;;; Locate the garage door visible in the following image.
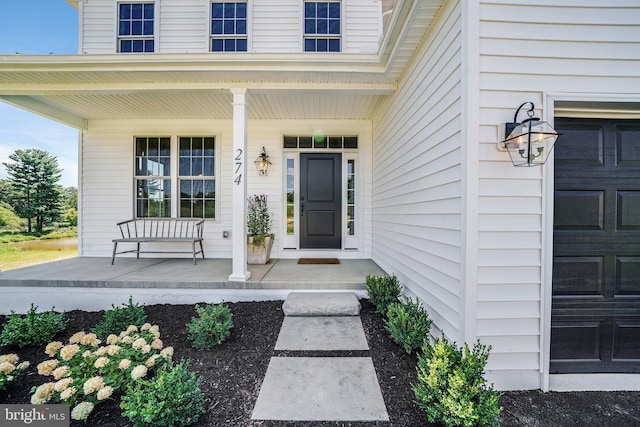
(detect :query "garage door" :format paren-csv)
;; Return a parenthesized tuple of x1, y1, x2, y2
(551, 118, 640, 373)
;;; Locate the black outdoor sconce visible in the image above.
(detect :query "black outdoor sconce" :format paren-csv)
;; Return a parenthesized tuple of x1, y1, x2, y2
(254, 147, 272, 176)
(501, 102, 560, 167)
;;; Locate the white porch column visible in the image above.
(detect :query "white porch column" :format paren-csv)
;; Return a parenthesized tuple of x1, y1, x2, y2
(228, 88, 251, 281)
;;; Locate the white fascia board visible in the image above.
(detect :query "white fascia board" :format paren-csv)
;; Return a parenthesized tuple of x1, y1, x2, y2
(0, 95, 87, 129)
(0, 52, 387, 74)
(0, 82, 396, 96)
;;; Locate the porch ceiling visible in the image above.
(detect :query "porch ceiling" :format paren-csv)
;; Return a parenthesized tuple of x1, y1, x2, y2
(0, 0, 444, 128)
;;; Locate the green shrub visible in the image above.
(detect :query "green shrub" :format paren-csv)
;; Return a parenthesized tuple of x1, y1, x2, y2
(365, 274, 402, 314)
(186, 303, 233, 349)
(92, 297, 147, 340)
(413, 337, 502, 427)
(385, 298, 432, 354)
(0, 205, 23, 229)
(64, 208, 78, 227)
(32, 323, 173, 422)
(120, 359, 205, 427)
(0, 304, 66, 347)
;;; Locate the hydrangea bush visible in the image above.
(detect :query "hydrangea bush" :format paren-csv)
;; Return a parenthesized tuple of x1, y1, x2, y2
(0, 354, 30, 390)
(31, 323, 173, 422)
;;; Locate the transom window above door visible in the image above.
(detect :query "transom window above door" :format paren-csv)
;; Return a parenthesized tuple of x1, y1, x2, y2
(118, 3, 155, 53)
(283, 135, 357, 149)
(211, 1, 247, 52)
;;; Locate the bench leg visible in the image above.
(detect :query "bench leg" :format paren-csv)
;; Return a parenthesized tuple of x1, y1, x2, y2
(136, 242, 140, 259)
(111, 242, 118, 265)
(192, 241, 197, 265)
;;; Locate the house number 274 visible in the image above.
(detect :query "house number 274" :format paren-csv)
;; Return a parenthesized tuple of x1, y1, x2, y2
(234, 149, 243, 186)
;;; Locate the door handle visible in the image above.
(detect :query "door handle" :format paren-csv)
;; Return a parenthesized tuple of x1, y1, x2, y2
(300, 196, 305, 217)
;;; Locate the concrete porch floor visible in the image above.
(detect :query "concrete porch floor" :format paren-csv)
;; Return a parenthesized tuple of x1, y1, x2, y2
(0, 257, 385, 313)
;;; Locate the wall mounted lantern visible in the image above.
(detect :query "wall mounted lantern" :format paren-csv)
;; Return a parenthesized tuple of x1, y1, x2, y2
(254, 147, 272, 176)
(500, 102, 560, 167)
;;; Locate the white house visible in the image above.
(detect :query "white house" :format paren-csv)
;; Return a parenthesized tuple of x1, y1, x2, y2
(1, 0, 639, 391)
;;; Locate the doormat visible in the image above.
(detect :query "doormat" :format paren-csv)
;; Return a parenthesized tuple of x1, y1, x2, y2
(298, 258, 340, 265)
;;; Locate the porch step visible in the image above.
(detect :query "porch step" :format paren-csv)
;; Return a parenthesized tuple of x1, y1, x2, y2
(282, 292, 361, 316)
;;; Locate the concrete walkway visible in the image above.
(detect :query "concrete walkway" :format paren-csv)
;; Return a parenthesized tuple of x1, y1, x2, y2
(252, 292, 389, 422)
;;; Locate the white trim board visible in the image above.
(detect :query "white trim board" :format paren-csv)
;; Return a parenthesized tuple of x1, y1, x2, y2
(549, 374, 640, 392)
(542, 92, 640, 392)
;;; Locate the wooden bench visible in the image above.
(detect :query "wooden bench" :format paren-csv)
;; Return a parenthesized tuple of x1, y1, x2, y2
(112, 218, 205, 265)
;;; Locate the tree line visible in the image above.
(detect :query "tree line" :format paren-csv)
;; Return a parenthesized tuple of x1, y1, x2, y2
(1, 148, 77, 233)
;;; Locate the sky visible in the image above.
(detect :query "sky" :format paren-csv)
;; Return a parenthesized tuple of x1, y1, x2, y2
(0, 0, 79, 187)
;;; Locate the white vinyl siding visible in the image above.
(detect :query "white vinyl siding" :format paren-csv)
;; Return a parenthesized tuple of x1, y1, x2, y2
(251, 0, 301, 52)
(78, 0, 380, 53)
(477, 0, 640, 387)
(159, 1, 208, 53)
(343, 0, 380, 53)
(372, 0, 463, 340)
(79, 0, 117, 54)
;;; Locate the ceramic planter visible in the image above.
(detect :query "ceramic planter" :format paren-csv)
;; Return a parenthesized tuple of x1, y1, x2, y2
(247, 235, 274, 264)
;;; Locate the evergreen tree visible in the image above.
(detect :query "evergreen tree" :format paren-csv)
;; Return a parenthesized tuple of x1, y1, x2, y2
(3, 149, 63, 233)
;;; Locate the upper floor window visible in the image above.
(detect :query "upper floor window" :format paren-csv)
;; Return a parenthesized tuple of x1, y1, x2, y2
(211, 2, 247, 52)
(304, 1, 341, 52)
(118, 3, 155, 53)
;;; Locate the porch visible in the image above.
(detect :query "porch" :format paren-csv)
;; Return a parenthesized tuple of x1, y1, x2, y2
(0, 257, 385, 314)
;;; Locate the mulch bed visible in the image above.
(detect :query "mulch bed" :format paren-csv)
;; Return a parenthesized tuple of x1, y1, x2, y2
(1, 300, 639, 426)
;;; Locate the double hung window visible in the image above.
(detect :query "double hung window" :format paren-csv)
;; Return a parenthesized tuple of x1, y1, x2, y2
(135, 137, 171, 217)
(134, 136, 216, 219)
(118, 3, 155, 53)
(304, 1, 341, 52)
(179, 137, 216, 218)
(211, 1, 247, 52)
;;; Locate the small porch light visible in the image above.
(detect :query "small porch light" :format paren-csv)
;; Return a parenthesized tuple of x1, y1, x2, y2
(254, 147, 272, 176)
(501, 102, 560, 167)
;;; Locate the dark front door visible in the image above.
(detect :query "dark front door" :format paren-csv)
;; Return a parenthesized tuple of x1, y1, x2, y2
(551, 118, 640, 373)
(300, 153, 342, 249)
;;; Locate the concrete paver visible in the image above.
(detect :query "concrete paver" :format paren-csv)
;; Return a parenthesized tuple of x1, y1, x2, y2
(251, 357, 389, 421)
(282, 292, 361, 316)
(275, 316, 369, 351)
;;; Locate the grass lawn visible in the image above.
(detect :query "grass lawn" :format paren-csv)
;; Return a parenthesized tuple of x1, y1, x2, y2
(0, 238, 77, 271)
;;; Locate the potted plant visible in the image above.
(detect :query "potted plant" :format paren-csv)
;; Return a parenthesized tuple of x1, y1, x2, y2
(247, 194, 274, 264)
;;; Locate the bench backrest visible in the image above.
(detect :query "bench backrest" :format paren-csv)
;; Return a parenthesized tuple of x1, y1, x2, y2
(117, 218, 204, 239)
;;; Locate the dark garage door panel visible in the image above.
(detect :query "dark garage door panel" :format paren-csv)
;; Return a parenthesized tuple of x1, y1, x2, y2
(552, 118, 640, 373)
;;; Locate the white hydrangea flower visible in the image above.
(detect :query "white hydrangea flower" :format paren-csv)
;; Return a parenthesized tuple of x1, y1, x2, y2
(60, 387, 77, 401)
(130, 365, 147, 380)
(97, 385, 114, 401)
(118, 359, 131, 370)
(68, 331, 86, 344)
(45, 341, 64, 357)
(71, 402, 95, 421)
